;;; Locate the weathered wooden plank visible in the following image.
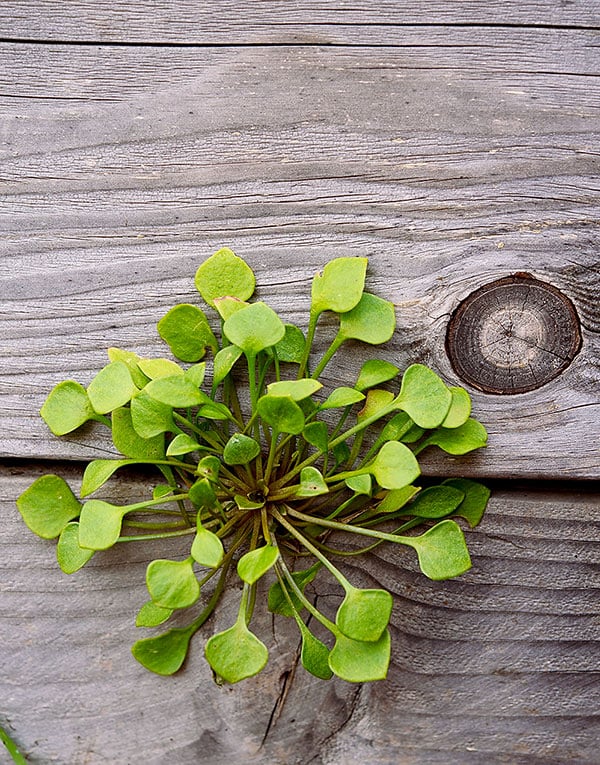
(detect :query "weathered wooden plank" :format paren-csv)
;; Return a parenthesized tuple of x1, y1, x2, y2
(0, 0, 598, 44)
(1, 43, 598, 478)
(2, 465, 599, 763)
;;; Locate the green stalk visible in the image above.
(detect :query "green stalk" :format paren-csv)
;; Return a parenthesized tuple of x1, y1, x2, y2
(276, 558, 337, 634)
(0, 725, 27, 765)
(297, 309, 319, 379)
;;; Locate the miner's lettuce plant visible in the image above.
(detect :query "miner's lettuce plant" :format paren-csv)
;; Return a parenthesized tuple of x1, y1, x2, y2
(17, 249, 489, 684)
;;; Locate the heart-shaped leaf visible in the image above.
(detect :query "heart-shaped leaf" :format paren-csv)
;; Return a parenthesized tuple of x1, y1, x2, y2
(188, 478, 217, 509)
(394, 364, 451, 429)
(296, 467, 329, 497)
(191, 525, 224, 569)
(132, 623, 196, 675)
(195, 248, 255, 308)
(40, 380, 95, 435)
(87, 361, 137, 414)
(267, 378, 322, 401)
(443, 478, 491, 527)
(328, 629, 391, 683)
(78, 499, 129, 550)
(336, 587, 393, 642)
(223, 433, 261, 465)
(135, 600, 173, 628)
(146, 558, 200, 609)
(17, 474, 81, 539)
(204, 621, 269, 684)
(338, 293, 396, 345)
(157, 304, 217, 362)
(223, 302, 285, 356)
(56, 522, 94, 573)
(355, 359, 400, 391)
(320, 387, 365, 410)
(311, 257, 367, 315)
(237, 545, 279, 585)
(422, 419, 488, 455)
(112, 407, 165, 460)
(345, 473, 372, 496)
(441, 386, 472, 428)
(257, 395, 305, 435)
(369, 441, 420, 490)
(408, 520, 472, 580)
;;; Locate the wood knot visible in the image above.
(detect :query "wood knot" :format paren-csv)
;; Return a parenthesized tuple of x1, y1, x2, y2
(445, 273, 582, 394)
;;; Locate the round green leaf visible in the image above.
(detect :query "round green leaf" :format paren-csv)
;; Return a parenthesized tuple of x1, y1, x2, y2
(16, 474, 81, 539)
(56, 522, 94, 573)
(355, 359, 400, 392)
(146, 558, 200, 609)
(195, 248, 255, 308)
(237, 544, 279, 585)
(394, 364, 452, 429)
(40, 380, 95, 435)
(112, 407, 165, 460)
(369, 441, 420, 490)
(144, 375, 204, 408)
(338, 293, 396, 345)
(311, 257, 367, 315)
(441, 386, 472, 428)
(157, 304, 217, 362)
(137, 357, 183, 380)
(329, 629, 391, 683)
(336, 587, 393, 642)
(189, 477, 217, 509)
(78, 500, 128, 550)
(267, 378, 322, 401)
(320, 387, 365, 410)
(191, 526, 224, 568)
(136, 600, 173, 628)
(204, 621, 269, 684)
(274, 323, 306, 363)
(257, 394, 305, 435)
(87, 361, 137, 414)
(130, 390, 175, 438)
(424, 419, 488, 455)
(223, 302, 285, 356)
(409, 520, 472, 580)
(223, 433, 261, 465)
(132, 623, 196, 675)
(302, 421, 329, 453)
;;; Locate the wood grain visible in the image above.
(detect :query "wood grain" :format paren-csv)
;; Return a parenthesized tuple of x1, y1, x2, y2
(2, 465, 599, 764)
(1, 0, 599, 44)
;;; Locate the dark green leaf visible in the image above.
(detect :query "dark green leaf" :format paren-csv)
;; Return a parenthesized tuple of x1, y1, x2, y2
(132, 623, 196, 675)
(302, 421, 329, 453)
(267, 563, 321, 617)
(297, 620, 333, 680)
(188, 477, 217, 509)
(407, 485, 465, 518)
(443, 478, 491, 527)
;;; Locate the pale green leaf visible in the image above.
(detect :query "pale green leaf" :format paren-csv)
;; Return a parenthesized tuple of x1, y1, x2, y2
(87, 361, 137, 414)
(40, 380, 95, 435)
(16, 474, 81, 539)
(195, 248, 255, 308)
(311, 257, 367, 315)
(223, 302, 285, 356)
(237, 545, 279, 585)
(204, 622, 268, 684)
(394, 364, 451, 429)
(56, 522, 94, 573)
(146, 558, 200, 609)
(329, 629, 391, 683)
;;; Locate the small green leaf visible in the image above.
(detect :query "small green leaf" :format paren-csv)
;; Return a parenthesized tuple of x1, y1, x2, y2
(87, 361, 137, 414)
(184, 362, 207, 388)
(336, 587, 393, 642)
(234, 494, 265, 510)
(144, 375, 203, 408)
(16, 474, 81, 539)
(40, 380, 95, 435)
(130, 390, 175, 438)
(136, 600, 173, 628)
(423, 419, 488, 455)
(267, 378, 322, 401)
(376, 485, 420, 513)
(302, 421, 329, 453)
(56, 522, 94, 573)
(257, 394, 305, 435)
(407, 485, 465, 519)
(443, 478, 491, 527)
(394, 364, 451, 429)
(355, 359, 400, 392)
(198, 400, 233, 421)
(112, 407, 165, 460)
(81, 458, 141, 497)
(166, 433, 202, 456)
(267, 563, 321, 617)
(379, 412, 413, 443)
(441, 386, 472, 428)
(213, 344, 243, 386)
(338, 293, 396, 345)
(345, 473, 372, 495)
(157, 304, 217, 362)
(224, 302, 285, 356)
(153, 484, 175, 499)
(296, 467, 329, 497)
(274, 324, 306, 363)
(223, 433, 261, 465)
(409, 520, 472, 580)
(369, 441, 420, 490)
(213, 296, 250, 321)
(191, 526, 224, 568)
(311, 257, 368, 315)
(146, 558, 200, 609)
(107, 347, 149, 389)
(188, 478, 217, 509)
(195, 247, 255, 308)
(132, 623, 196, 675)
(78, 499, 128, 550)
(196, 455, 221, 482)
(297, 620, 333, 680)
(137, 357, 184, 380)
(329, 629, 391, 683)
(320, 387, 365, 410)
(357, 389, 394, 420)
(205, 621, 268, 684)
(237, 545, 279, 585)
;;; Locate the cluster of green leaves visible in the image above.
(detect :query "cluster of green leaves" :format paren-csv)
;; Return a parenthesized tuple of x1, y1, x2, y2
(17, 248, 489, 684)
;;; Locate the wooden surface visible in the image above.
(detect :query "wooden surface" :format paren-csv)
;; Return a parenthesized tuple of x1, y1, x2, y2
(1, 3, 599, 763)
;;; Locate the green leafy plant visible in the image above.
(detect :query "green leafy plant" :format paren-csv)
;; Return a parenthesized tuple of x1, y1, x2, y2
(17, 248, 490, 684)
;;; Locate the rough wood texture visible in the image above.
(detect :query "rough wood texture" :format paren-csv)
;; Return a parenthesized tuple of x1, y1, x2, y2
(2, 465, 599, 764)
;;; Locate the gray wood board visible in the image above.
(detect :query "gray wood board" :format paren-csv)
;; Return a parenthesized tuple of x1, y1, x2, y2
(1, 42, 598, 478)
(2, 464, 599, 764)
(1, 0, 599, 43)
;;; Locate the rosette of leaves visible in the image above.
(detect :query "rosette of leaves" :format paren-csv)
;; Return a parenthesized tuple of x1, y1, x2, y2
(17, 247, 490, 685)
